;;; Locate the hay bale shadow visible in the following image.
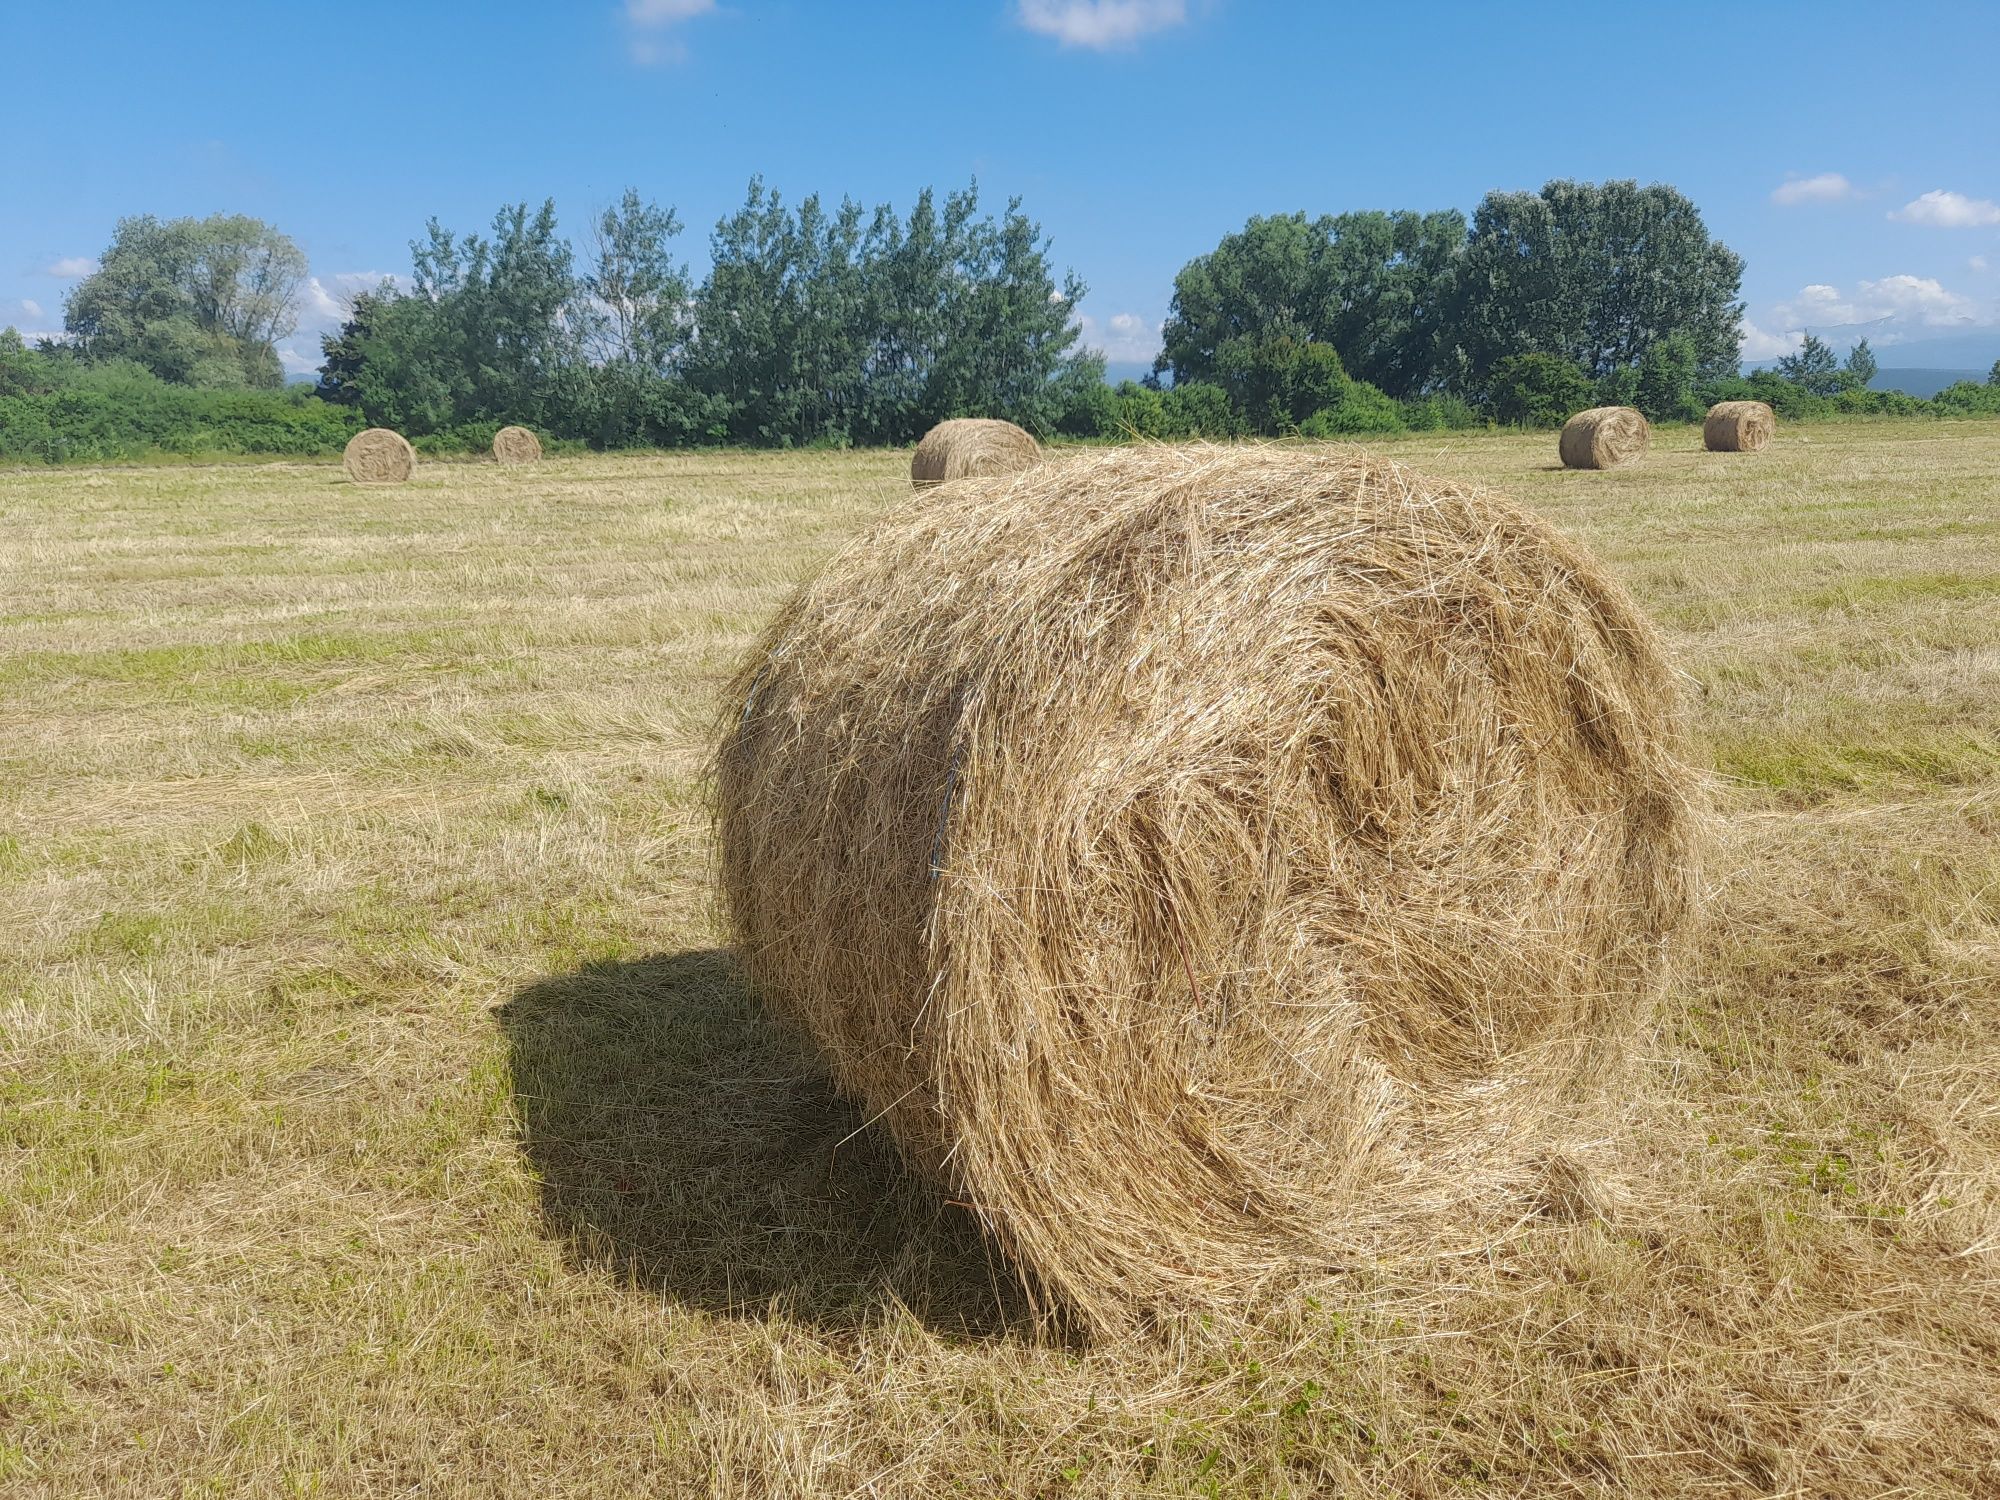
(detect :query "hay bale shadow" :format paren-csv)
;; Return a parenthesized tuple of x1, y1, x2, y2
(497, 948, 1029, 1337)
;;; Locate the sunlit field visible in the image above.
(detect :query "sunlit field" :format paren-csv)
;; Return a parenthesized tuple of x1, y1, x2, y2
(3, 421, 1997, 1496)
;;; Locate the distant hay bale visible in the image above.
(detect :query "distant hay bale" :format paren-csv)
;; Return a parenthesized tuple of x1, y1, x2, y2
(1559, 407, 1650, 470)
(342, 428, 415, 485)
(1704, 400, 1775, 453)
(493, 425, 543, 465)
(716, 444, 1706, 1334)
(909, 418, 1041, 489)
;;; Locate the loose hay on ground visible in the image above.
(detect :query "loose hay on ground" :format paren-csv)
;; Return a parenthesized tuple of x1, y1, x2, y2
(716, 442, 1708, 1334)
(493, 425, 543, 465)
(909, 417, 1041, 489)
(342, 427, 415, 484)
(1560, 406, 1650, 469)
(1705, 399, 1777, 453)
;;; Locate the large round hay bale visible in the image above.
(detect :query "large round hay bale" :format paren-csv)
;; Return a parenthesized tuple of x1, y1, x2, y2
(1703, 400, 1775, 453)
(492, 425, 543, 465)
(342, 428, 415, 485)
(1558, 406, 1649, 470)
(716, 445, 1705, 1333)
(909, 417, 1041, 489)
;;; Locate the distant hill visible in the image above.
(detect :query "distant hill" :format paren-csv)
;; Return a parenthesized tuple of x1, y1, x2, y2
(1870, 369, 1990, 399)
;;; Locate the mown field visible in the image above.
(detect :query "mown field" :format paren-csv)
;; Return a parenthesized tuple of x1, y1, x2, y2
(2, 421, 1997, 1497)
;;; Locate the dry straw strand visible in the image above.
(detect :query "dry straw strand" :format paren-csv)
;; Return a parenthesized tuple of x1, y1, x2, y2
(493, 425, 543, 465)
(342, 428, 415, 485)
(909, 417, 1041, 489)
(1704, 400, 1776, 453)
(716, 443, 1707, 1335)
(1559, 407, 1650, 470)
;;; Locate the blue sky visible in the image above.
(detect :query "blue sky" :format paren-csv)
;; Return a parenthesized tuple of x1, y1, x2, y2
(5, 0, 1999, 375)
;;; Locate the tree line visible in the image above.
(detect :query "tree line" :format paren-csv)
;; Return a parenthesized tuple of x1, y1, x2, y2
(6, 180, 2000, 463)
(313, 182, 1093, 450)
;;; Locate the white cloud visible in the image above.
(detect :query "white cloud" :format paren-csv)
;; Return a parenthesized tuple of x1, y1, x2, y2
(296, 271, 399, 330)
(1738, 319, 1801, 362)
(1746, 272, 1993, 361)
(1771, 172, 1854, 206)
(1768, 274, 1976, 331)
(625, 0, 713, 63)
(1972, 256, 1991, 273)
(1889, 189, 2000, 228)
(5, 299, 56, 336)
(45, 256, 96, 277)
(1076, 309, 1163, 364)
(1016, 0, 1188, 49)
(1856, 274, 1975, 325)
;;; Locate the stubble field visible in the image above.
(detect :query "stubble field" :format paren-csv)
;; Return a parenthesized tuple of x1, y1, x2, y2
(2, 421, 1997, 1496)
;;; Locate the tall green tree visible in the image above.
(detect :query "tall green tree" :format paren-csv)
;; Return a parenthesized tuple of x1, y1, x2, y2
(687, 179, 1089, 446)
(329, 201, 582, 433)
(1843, 337, 1877, 389)
(581, 189, 692, 372)
(1155, 209, 1467, 399)
(571, 190, 716, 447)
(1776, 333, 1843, 397)
(313, 181, 1091, 447)
(859, 183, 1090, 441)
(64, 214, 307, 388)
(1459, 180, 1743, 385)
(684, 179, 872, 445)
(313, 285, 392, 407)
(415, 200, 579, 425)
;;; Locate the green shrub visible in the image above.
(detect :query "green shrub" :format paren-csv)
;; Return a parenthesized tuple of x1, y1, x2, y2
(1054, 377, 1118, 438)
(1739, 369, 1829, 422)
(1933, 380, 2000, 416)
(1159, 381, 1240, 438)
(1298, 380, 1406, 436)
(1401, 393, 1484, 431)
(0, 361, 363, 463)
(1635, 334, 1703, 423)
(411, 422, 503, 456)
(1104, 380, 1168, 438)
(1595, 366, 1640, 409)
(1831, 386, 1925, 418)
(1483, 353, 1594, 428)
(1214, 337, 1348, 434)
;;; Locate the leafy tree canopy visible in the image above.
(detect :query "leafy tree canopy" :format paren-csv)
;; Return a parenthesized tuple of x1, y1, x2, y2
(1156, 209, 1467, 400)
(65, 213, 306, 389)
(1460, 180, 1743, 385)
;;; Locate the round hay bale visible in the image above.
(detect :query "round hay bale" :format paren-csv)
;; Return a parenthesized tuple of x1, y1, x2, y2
(492, 425, 543, 465)
(1558, 406, 1649, 470)
(717, 444, 1706, 1333)
(342, 428, 415, 485)
(1703, 400, 1775, 453)
(910, 417, 1041, 489)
